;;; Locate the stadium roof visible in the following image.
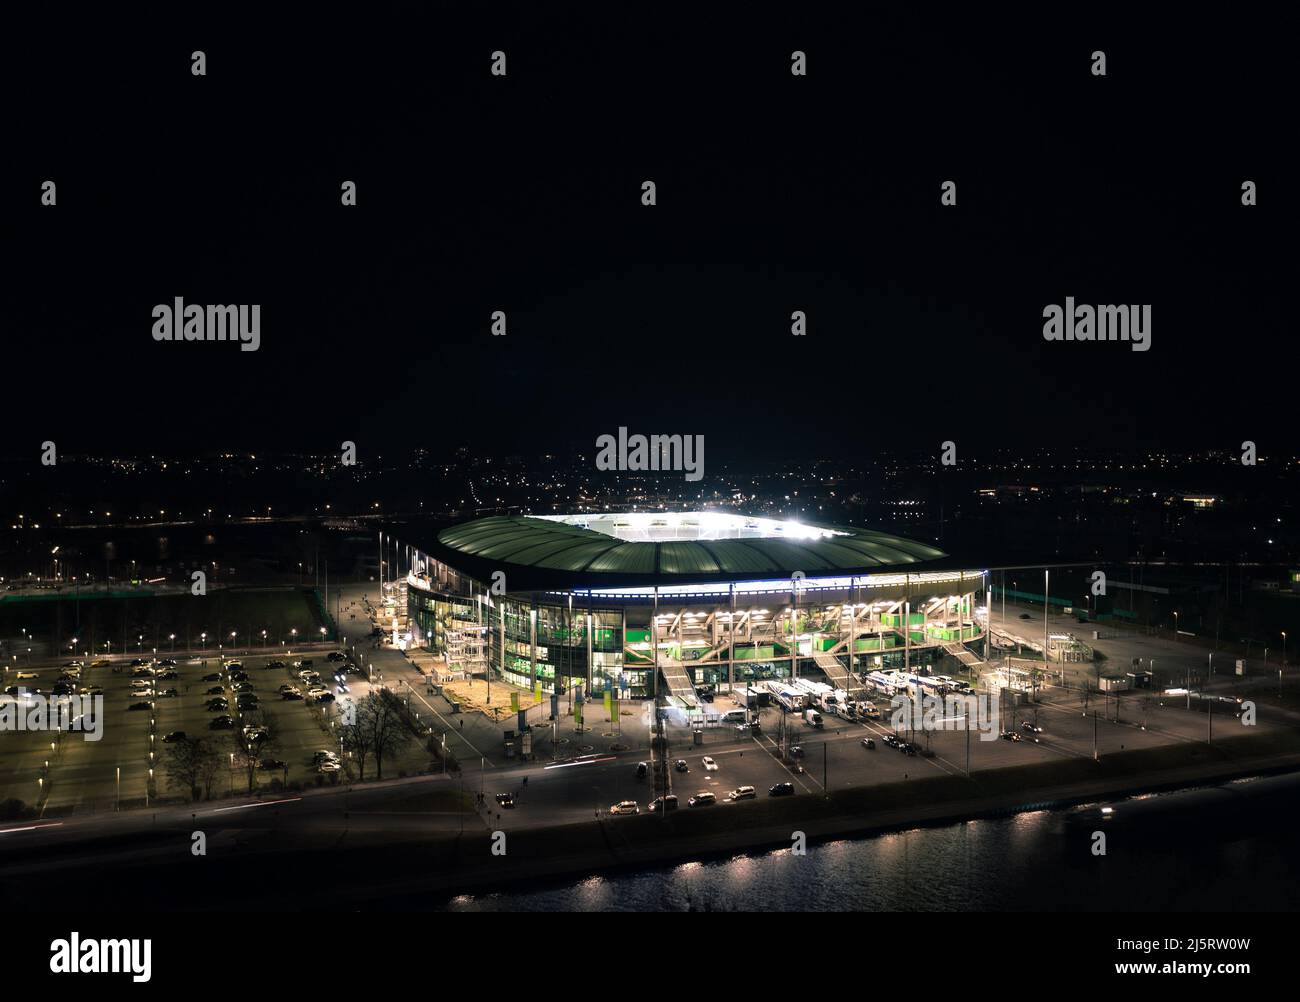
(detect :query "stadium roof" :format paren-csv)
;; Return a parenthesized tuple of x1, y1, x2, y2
(429, 513, 949, 590)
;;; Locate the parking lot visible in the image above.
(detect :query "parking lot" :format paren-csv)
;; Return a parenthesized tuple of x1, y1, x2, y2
(0, 647, 433, 814)
(471, 676, 1280, 832)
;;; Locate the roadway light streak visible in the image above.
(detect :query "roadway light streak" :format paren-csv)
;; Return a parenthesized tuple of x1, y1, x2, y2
(0, 821, 64, 835)
(208, 796, 303, 813)
(544, 755, 616, 769)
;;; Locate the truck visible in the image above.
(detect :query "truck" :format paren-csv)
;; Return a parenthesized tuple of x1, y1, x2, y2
(803, 708, 824, 728)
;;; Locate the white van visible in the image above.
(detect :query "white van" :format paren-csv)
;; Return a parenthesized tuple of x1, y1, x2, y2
(721, 708, 748, 724)
(804, 709, 823, 728)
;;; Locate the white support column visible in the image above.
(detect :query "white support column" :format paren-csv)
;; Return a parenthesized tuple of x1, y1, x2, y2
(529, 601, 537, 693)
(728, 584, 736, 690)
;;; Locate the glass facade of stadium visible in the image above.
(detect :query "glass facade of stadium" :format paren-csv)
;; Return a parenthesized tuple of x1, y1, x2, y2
(406, 550, 988, 700)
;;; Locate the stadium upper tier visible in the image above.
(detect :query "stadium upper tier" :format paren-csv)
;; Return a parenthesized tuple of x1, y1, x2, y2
(427, 512, 950, 591)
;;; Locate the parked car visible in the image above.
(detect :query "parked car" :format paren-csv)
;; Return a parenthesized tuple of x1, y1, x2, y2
(726, 786, 756, 801)
(210, 715, 235, 729)
(266, 660, 285, 669)
(205, 686, 225, 696)
(769, 782, 795, 797)
(229, 670, 249, 682)
(15, 671, 39, 680)
(162, 731, 186, 743)
(202, 673, 222, 682)
(647, 795, 679, 812)
(688, 792, 716, 807)
(225, 661, 243, 671)
(311, 692, 335, 703)
(281, 689, 304, 700)
(128, 701, 152, 711)
(206, 698, 229, 711)
(609, 800, 640, 816)
(259, 758, 287, 771)
(701, 756, 718, 771)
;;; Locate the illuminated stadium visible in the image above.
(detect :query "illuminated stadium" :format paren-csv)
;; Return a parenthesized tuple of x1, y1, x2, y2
(403, 512, 988, 704)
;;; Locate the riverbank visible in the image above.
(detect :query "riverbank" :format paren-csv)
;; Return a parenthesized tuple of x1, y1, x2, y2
(338, 729, 1300, 905)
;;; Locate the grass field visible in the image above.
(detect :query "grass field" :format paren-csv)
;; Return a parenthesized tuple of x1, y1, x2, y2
(0, 587, 331, 658)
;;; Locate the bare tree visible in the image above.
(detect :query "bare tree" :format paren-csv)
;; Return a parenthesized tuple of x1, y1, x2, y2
(355, 691, 412, 781)
(341, 709, 373, 780)
(166, 737, 224, 801)
(164, 737, 206, 801)
(229, 710, 275, 793)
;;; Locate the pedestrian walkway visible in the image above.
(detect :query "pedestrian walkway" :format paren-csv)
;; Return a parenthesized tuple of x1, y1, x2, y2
(657, 659, 699, 708)
(813, 651, 865, 693)
(942, 641, 984, 669)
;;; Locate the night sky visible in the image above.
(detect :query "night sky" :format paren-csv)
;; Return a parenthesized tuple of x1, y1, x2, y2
(6, 5, 1293, 464)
